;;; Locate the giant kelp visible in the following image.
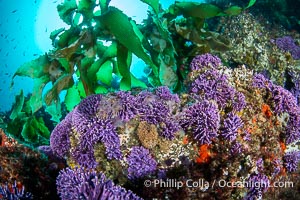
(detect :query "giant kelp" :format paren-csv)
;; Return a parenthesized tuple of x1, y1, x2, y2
(11, 0, 256, 116)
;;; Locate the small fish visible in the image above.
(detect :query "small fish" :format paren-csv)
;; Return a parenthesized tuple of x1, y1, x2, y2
(33, 53, 38, 56)
(5, 73, 8, 75)
(4, 35, 8, 39)
(53, 0, 57, 3)
(6, 52, 9, 56)
(0, 34, 3, 37)
(16, 18, 20, 23)
(45, 27, 47, 32)
(23, 52, 25, 56)
(11, 9, 17, 13)
(11, 38, 15, 42)
(13, 45, 17, 49)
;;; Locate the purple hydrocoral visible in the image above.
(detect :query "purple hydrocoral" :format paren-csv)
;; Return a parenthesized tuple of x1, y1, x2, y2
(252, 73, 273, 89)
(230, 142, 242, 155)
(256, 158, 264, 171)
(244, 173, 270, 200)
(221, 112, 243, 141)
(275, 36, 300, 60)
(0, 181, 33, 200)
(190, 69, 235, 108)
(136, 90, 180, 139)
(71, 116, 122, 169)
(127, 146, 157, 180)
(251, 73, 300, 144)
(56, 167, 142, 200)
(232, 91, 246, 112)
(50, 113, 72, 158)
(283, 151, 300, 172)
(71, 146, 98, 169)
(190, 53, 222, 70)
(139, 101, 169, 125)
(180, 101, 220, 145)
(289, 70, 300, 105)
(155, 86, 180, 103)
(271, 85, 298, 114)
(80, 117, 122, 160)
(69, 95, 122, 167)
(159, 119, 180, 140)
(76, 94, 102, 118)
(272, 158, 282, 177)
(285, 111, 300, 144)
(116, 91, 138, 121)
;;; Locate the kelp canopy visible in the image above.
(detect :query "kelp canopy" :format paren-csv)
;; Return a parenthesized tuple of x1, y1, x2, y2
(8, 0, 256, 146)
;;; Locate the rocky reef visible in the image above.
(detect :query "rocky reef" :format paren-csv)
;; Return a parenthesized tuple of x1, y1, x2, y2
(48, 54, 300, 199)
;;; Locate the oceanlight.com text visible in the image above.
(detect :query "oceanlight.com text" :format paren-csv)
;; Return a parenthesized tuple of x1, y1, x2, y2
(144, 178, 294, 190)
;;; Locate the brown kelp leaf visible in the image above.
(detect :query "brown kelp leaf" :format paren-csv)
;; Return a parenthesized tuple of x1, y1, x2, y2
(55, 27, 81, 48)
(117, 43, 132, 91)
(9, 90, 24, 120)
(97, 7, 158, 77)
(96, 61, 113, 86)
(140, 0, 159, 14)
(50, 28, 65, 42)
(44, 74, 74, 105)
(99, 0, 111, 14)
(29, 76, 50, 113)
(158, 56, 178, 89)
(172, 2, 222, 18)
(52, 31, 93, 59)
(89, 41, 117, 78)
(12, 54, 50, 79)
(65, 85, 82, 111)
(45, 101, 62, 123)
(175, 22, 231, 52)
(246, 0, 256, 9)
(57, 0, 77, 25)
(77, 0, 96, 21)
(223, 6, 242, 16)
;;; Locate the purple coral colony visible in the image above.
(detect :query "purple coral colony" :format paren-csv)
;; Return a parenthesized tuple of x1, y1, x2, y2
(1, 0, 300, 200)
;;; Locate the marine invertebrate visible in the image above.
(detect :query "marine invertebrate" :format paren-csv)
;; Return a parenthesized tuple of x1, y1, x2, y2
(155, 86, 180, 103)
(180, 100, 220, 144)
(271, 85, 298, 114)
(116, 91, 138, 122)
(252, 73, 272, 89)
(289, 70, 300, 105)
(283, 151, 300, 172)
(232, 91, 246, 112)
(189, 53, 222, 70)
(230, 142, 243, 155)
(0, 181, 33, 200)
(137, 121, 159, 149)
(136, 88, 181, 140)
(126, 146, 157, 180)
(285, 112, 300, 144)
(252, 73, 300, 144)
(56, 167, 141, 200)
(244, 173, 270, 200)
(50, 116, 72, 158)
(190, 69, 236, 108)
(221, 112, 244, 141)
(275, 36, 300, 60)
